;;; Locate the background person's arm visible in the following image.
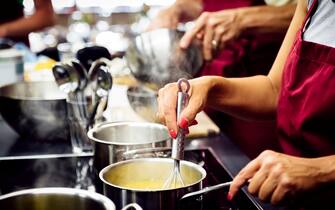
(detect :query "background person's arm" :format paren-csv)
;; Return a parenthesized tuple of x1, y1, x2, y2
(0, 0, 55, 38)
(180, 4, 297, 60)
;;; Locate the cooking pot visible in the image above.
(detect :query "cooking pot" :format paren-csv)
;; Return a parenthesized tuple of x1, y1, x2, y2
(0, 81, 69, 141)
(0, 187, 142, 210)
(87, 121, 171, 192)
(99, 158, 206, 210)
(125, 28, 203, 88)
(0, 187, 115, 210)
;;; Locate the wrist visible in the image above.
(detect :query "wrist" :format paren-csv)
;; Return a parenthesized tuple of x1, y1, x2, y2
(0, 25, 8, 37)
(313, 156, 335, 184)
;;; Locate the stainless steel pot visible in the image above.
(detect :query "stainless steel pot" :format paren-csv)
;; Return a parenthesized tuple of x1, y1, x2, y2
(99, 158, 206, 210)
(87, 121, 171, 192)
(0, 187, 115, 210)
(0, 81, 69, 141)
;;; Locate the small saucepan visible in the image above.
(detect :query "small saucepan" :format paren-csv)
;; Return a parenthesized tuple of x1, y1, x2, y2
(99, 158, 233, 210)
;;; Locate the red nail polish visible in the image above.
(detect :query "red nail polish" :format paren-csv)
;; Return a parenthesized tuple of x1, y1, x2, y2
(169, 129, 177, 139)
(227, 192, 233, 201)
(179, 117, 189, 129)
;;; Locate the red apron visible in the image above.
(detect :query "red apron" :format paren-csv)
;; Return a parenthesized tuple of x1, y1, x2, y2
(202, 0, 283, 159)
(277, 0, 335, 157)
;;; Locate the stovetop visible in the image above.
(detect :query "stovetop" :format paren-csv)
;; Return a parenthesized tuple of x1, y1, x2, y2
(0, 120, 283, 210)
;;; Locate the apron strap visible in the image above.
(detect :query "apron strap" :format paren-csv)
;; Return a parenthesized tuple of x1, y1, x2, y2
(302, 0, 319, 34)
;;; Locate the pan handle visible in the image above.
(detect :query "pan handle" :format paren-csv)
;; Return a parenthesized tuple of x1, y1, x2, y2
(180, 181, 232, 200)
(121, 203, 143, 210)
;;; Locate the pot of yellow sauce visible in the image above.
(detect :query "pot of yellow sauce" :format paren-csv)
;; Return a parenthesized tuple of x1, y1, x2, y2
(99, 158, 206, 210)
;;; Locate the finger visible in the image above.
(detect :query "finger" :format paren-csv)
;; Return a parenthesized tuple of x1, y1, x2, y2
(196, 31, 204, 40)
(270, 185, 289, 205)
(258, 176, 278, 202)
(180, 13, 208, 49)
(178, 96, 203, 128)
(247, 169, 268, 196)
(212, 25, 225, 54)
(203, 20, 215, 60)
(229, 158, 261, 199)
(157, 89, 166, 124)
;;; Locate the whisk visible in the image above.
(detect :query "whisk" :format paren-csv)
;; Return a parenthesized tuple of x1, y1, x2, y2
(163, 78, 190, 189)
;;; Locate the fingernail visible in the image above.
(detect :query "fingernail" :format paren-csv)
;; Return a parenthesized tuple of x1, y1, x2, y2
(190, 119, 198, 126)
(227, 192, 233, 201)
(169, 129, 177, 139)
(179, 117, 189, 129)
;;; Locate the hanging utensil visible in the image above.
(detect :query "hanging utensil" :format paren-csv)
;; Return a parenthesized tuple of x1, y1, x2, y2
(163, 78, 190, 189)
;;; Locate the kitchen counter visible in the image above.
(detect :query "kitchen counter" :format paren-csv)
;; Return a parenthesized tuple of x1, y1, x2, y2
(0, 119, 284, 210)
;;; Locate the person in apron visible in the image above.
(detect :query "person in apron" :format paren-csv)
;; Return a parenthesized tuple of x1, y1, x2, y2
(0, 0, 55, 46)
(148, 0, 296, 159)
(157, 0, 335, 206)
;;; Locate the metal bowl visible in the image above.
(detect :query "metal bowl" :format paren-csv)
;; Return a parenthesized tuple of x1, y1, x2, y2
(125, 28, 203, 87)
(0, 187, 115, 210)
(126, 86, 158, 122)
(0, 81, 69, 141)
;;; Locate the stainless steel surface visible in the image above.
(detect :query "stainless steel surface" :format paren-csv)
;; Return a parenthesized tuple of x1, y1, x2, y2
(165, 79, 190, 189)
(126, 85, 158, 122)
(99, 158, 206, 210)
(0, 187, 115, 210)
(52, 63, 80, 94)
(125, 28, 203, 87)
(0, 81, 69, 141)
(87, 63, 113, 129)
(87, 121, 171, 192)
(181, 181, 233, 200)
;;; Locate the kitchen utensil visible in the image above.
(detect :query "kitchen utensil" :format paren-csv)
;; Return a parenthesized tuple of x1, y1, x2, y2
(52, 63, 79, 94)
(99, 158, 206, 210)
(87, 64, 113, 129)
(0, 81, 69, 141)
(125, 28, 203, 88)
(180, 181, 232, 200)
(164, 78, 190, 189)
(126, 85, 158, 122)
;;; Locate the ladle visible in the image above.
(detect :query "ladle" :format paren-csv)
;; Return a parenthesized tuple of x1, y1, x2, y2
(52, 63, 79, 94)
(163, 78, 190, 189)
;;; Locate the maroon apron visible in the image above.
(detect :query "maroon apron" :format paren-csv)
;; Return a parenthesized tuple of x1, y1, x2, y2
(277, 0, 335, 157)
(201, 0, 282, 159)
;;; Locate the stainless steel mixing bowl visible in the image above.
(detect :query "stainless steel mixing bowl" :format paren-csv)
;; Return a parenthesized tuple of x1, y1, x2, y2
(125, 28, 203, 87)
(0, 81, 69, 141)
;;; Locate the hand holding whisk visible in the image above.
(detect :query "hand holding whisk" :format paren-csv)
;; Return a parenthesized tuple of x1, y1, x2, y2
(163, 78, 190, 189)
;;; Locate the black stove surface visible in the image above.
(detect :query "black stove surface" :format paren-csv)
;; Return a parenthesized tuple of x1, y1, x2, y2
(0, 149, 258, 210)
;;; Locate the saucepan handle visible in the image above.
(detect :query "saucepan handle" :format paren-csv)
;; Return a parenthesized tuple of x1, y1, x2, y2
(121, 203, 143, 210)
(180, 181, 232, 200)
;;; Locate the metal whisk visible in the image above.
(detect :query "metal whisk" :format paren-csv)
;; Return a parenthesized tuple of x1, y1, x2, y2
(163, 78, 190, 189)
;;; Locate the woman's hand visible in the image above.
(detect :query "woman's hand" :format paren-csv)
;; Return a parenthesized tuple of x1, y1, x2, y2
(180, 9, 243, 60)
(157, 77, 214, 138)
(228, 150, 335, 205)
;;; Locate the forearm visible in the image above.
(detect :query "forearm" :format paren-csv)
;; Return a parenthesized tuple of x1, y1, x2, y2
(204, 75, 278, 121)
(238, 4, 296, 35)
(171, 0, 203, 22)
(1, 5, 55, 37)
